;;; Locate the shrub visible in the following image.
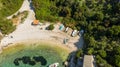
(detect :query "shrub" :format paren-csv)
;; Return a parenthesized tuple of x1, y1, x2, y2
(47, 24, 54, 30)
(76, 49, 83, 58)
(98, 50, 107, 58)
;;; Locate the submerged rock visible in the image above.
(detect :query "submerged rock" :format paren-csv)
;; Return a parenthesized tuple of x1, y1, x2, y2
(33, 56, 47, 65)
(14, 58, 20, 66)
(29, 61, 36, 66)
(22, 56, 31, 64)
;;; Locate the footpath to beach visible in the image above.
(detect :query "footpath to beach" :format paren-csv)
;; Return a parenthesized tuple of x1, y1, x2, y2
(0, 0, 84, 53)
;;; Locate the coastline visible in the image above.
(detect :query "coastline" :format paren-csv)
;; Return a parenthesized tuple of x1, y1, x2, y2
(0, 39, 70, 67)
(0, 39, 71, 54)
(0, 46, 2, 53)
(0, 0, 82, 54)
(0, 0, 83, 59)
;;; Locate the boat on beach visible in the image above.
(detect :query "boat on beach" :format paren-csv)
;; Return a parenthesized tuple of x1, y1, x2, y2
(49, 62, 59, 67)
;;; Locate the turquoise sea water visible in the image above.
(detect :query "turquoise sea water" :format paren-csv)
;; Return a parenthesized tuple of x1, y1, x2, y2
(0, 43, 69, 67)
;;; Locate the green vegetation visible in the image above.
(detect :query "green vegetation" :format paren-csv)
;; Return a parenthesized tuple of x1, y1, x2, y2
(76, 49, 83, 58)
(12, 11, 28, 24)
(33, 0, 120, 66)
(47, 24, 54, 30)
(20, 11, 28, 23)
(0, 0, 23, 34)
(0, 0, 23, 17)
(0, 19, 16, 34)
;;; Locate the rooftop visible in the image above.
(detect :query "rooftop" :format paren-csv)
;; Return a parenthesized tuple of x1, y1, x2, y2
(83, 55, 94, 67)
(32, 20, 39, 25)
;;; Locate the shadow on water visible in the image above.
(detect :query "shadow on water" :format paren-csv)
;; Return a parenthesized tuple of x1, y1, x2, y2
(13, 56, 47, 66)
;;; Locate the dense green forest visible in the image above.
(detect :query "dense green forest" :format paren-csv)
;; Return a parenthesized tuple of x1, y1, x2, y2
(32, 0, 120, 67)
(0, 0, 23, 34)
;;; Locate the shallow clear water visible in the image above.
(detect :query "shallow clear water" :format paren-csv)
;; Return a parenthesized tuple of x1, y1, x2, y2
(0, 43, 69, 67)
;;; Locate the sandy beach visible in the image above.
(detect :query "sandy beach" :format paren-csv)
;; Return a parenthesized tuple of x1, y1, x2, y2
(2, 39, 73, 53)
(0, 0, 84, 53)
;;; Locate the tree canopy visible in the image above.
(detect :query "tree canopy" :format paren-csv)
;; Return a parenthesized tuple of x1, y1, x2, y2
(0, 0, 23, 34)
(32, 0, 120, 66)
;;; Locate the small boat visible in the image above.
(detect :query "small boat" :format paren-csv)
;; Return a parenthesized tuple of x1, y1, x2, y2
(49, 62, 59, 67)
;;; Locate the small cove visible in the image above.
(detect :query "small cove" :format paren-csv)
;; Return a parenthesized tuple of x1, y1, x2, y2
(0, 42, 69, 67)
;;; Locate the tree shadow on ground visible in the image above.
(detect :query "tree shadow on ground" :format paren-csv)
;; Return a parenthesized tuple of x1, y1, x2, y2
(66, 35, 84, 67)
(28, 0, 35, 11)
(74, 35, 84, 49)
